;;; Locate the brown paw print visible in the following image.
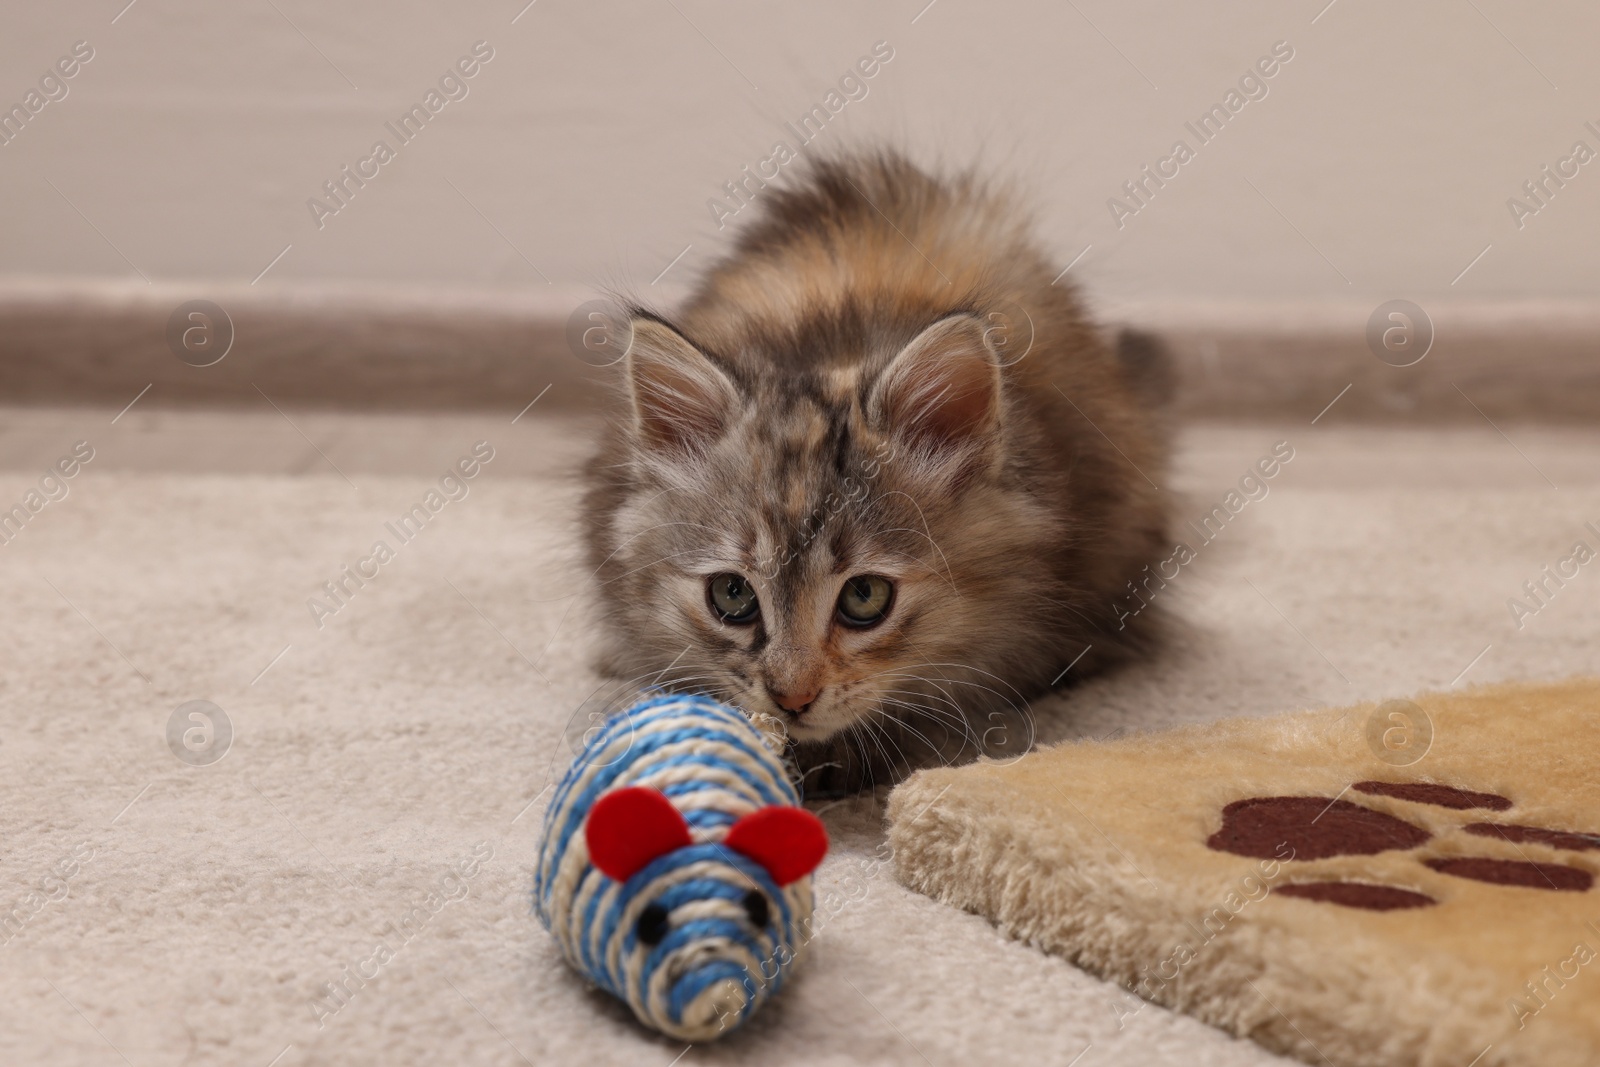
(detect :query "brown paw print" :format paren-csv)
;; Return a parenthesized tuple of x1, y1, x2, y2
(1206, 780, 1596, 909)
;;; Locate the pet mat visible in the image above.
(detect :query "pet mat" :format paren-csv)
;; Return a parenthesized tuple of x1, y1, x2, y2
(887, 679, 1600, 1067)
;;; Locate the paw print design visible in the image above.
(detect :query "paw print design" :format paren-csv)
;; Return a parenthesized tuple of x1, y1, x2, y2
(1206, 781, 1600, 910)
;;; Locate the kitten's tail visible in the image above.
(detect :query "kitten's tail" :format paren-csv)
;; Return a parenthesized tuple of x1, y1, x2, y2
(1114, 328, 1175, 409)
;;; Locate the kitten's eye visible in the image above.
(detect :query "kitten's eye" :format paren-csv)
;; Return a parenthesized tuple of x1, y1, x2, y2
(636, 901, 670, 946)
(742, 889, 770, 929)
(707, 572, 760, 624)
(837, 575, 894, 626)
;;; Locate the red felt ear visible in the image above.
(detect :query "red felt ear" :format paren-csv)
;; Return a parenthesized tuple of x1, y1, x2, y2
(722, 806, 829, 886)
(585, 786, 693, 882)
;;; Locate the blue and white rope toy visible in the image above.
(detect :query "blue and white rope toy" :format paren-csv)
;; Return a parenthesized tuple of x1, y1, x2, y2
(534, 694, 828, 1041)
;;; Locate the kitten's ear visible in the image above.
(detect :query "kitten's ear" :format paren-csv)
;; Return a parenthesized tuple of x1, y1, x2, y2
(625, 316, 739, 453)
(869, 314, 1002, 451)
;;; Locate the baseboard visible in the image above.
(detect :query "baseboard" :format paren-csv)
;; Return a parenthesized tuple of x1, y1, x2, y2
(2, 281, 1595, 422)
(0, 280, 607, 416)
(1108, 298, 1600, 424)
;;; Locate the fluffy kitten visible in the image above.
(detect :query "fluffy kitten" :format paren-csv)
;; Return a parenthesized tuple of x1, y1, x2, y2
(581, 152, 1170, 790)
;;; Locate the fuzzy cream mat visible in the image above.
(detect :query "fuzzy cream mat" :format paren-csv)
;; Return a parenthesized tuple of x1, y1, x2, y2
(889, 680, 1600, 1067)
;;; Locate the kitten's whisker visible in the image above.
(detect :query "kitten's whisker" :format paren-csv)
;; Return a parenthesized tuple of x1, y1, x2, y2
(859, 694, 937, 771)
(883, 672, 968, 726)
(875, 698, 973, 759)
(861, 716, 903, 789)
(585, 516, 723, 582)
(876, 666, 1038, 746)
(878, 685, 966, 715)
(877, 694, 985, 749)
(631, 480, 729, 516)
(842, 722, 871, 792)
(875, 490, 957, 587)
(869, 544, 961, 590)
(878, 660, 1030, 705)
(844, 713, 896, 790)
(599, 548, 704, 586)
(876, 698, 980, 743)
(876, 699, 982, 747)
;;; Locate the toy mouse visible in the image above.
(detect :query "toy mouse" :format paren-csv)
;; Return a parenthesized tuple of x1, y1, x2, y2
(534, 693, 828, 1041)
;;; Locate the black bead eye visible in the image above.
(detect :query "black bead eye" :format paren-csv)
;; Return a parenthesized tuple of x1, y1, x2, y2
(837, 575, 894, 627)
(636, 901, 669, 946)
(708, 572, 760, 624)
(742, 889, 770, 929)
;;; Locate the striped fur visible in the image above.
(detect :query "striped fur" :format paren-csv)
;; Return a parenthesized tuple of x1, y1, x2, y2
(535, 694, 814, 1041)
(582, 150, 1171, 790)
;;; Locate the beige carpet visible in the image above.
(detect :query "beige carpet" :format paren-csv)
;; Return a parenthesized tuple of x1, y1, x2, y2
(2, 404, 1598, 1067)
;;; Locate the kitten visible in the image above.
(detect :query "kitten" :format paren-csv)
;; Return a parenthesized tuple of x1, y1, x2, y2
(580, 151, 1170, 791)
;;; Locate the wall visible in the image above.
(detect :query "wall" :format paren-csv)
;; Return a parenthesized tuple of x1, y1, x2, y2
(2, 0, 1597, 310)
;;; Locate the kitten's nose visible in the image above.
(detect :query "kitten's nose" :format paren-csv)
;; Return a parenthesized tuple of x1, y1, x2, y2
(767, 685, 820, 715)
